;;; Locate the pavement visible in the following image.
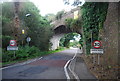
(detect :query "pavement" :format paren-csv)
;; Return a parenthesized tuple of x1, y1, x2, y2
(74, 56, 97, 81)
(65, 49, 97, 81)
(1, 48, 97, 81)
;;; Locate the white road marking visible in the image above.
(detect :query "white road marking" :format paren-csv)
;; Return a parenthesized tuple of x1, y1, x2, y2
(0, 57, 43, 70)
(64, 48, 80, 81)
(64, 60, 71, 80)
(68, 54, 80, 81)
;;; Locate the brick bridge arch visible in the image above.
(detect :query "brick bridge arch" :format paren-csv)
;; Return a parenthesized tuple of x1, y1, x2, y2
(50, 7, 82, 50)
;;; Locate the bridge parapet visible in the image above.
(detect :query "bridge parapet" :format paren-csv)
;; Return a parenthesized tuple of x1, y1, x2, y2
(51, 7, 81, 29)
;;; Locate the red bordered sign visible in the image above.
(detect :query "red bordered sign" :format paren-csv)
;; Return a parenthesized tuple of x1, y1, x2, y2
(92, 40, 101, 48)
(10, 40, 17, 46)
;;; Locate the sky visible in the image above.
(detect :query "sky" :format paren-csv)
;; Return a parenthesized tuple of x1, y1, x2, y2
(0, 0, 76, 16)
(29, 0, 76, 16)
(0, 0, 86, 16)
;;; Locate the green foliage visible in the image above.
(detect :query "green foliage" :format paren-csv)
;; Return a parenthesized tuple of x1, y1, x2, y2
(2, 2, 14, 20)
(19, 2, 52, 51)
(2, 35, 13, 48)
(65, 18, 73, 29)
(2, 2, 52, 51)
(79, 36, 84, 47)
(2, 46, 65, 64)
(65, 18, 82, 32)
(81, 2, 108, 54)
(69, 40, 80, 48)
(55, 10, 65, 20)
(2, 2, 15, 36)
(2, 46, 40, 62)
(60, 33, 80, 47)
(45, 13, 55, 22)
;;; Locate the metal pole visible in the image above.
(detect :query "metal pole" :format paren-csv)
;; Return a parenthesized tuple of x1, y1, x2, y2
(91, 30, 92, 48)
(91, 30, 95, 64)
(28, 42, 29, 46)
(92, 31, 96, 64)
(14, 51, 16, 58)
(22, 39, 23, 47)
(98, 54, 100, 65)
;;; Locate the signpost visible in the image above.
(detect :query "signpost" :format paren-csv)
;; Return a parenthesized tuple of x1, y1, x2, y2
(26, 37, 31, 46)
(10, 40, 17, 46)
(93, 40, 101, 48)
(90, 40, 103, 53)
(90, 49, 104, 54)
(90, 40, 104, 65)
(7, 40, 18, 57)
(7, 46, 18, 51)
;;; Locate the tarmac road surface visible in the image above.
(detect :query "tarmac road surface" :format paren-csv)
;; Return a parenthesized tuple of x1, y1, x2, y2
(2, 48, 78, 79)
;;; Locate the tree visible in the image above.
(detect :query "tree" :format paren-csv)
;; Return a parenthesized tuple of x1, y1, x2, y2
(65, 18, 82, 33)
(45, 13, 55, 22)
(60, 33, 80, 47)
(19, 2, 52, 50)
(55, 10, 65, 20)
(2, 2, 52, 51)
(2, 2, 14, 36)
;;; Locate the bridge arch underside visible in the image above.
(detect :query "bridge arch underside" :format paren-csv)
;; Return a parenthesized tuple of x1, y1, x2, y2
(50, 25, 81, 50)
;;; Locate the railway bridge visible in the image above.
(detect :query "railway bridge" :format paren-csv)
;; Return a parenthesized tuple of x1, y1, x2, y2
(50, 7, 82, 50)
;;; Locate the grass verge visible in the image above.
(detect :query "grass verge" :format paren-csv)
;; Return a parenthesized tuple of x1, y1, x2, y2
(2, 47, 66, 67)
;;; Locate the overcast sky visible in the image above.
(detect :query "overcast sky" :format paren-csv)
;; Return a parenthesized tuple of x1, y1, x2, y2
(0, 0, 76, 16)
(0, 0, 90, 16)
(29, 0, 76, 16)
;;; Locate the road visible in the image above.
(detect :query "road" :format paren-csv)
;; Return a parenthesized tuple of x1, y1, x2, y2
(2, 48, 96, 81)
(2, 48, 78, 80)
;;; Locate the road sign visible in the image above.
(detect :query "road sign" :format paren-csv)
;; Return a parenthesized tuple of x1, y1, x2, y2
(93, 40, 101, 48)
(7, 46, 18, 50)
(90, 49, 104, 54)
(26, 37, 31, 42)
(10, 40, 17, 46)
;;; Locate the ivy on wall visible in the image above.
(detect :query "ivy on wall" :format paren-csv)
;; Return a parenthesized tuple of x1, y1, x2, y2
(81, 2, 109, 54)
(63, 2, 108, 54)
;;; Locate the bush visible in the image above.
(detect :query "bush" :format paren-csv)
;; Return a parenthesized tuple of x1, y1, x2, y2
(2, 45, 66, 63)
(2, 45, 41, 62)
(55, 10, 64, 20)
(2, 35, 13, 49)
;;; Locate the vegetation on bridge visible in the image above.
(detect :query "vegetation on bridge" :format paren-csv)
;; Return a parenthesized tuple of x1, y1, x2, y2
(55, 10, 65, 20)
(65, 18, 82, 33)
